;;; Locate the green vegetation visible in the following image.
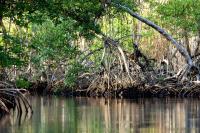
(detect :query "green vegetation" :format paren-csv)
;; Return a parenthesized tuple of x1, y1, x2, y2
(2, 2, 200, 131)
(0, 0, 200, 95)
(16, 76, 31, 89)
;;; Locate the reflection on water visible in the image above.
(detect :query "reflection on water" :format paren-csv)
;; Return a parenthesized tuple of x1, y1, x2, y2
(0, 97, 200, 133)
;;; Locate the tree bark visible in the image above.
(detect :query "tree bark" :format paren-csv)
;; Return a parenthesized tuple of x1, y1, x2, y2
(183, 29, 191, 56)
(194, 29, 200, 57)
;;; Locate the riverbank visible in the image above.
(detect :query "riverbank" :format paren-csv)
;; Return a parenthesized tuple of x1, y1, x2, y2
(1, 77, 200, 118)
(1, 74, 199, 117)
(28, 78, 200, 98)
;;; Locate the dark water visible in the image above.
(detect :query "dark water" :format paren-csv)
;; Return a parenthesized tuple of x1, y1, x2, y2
(0, 97, 200, 133)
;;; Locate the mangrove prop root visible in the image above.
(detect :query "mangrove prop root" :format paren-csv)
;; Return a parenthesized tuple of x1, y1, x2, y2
(0, 82, 33, 115)
(83, 37, 145, 93)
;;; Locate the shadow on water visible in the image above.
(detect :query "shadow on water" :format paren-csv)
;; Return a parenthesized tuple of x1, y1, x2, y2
(0, 102, 32, 133)
(1, 96, 200, 133)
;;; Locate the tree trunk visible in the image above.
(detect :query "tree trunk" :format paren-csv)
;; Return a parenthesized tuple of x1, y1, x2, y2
(111, 2, 193, 67)
(0, 14, 8, 53)
(194, 29, 200, 57)
(183, 29, 191, 56)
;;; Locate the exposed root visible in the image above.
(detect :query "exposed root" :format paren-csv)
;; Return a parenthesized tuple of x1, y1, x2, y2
(84, 37, 145, 94)
(0, 81, 33, 115)
(74, 35, 200, 98)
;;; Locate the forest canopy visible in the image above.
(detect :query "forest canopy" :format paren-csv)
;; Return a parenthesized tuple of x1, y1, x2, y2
(0, 0, 200, 92)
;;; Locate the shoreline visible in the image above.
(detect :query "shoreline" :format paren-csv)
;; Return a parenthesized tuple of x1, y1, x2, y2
(28, 80, 200, 98)
(1, 79, 200, 117)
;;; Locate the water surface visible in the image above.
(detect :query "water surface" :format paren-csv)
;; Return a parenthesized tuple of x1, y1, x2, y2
(0, 96, 200, 133)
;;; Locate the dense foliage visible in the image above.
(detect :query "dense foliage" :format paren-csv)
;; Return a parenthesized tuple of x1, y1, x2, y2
(1, 0, 200, 90)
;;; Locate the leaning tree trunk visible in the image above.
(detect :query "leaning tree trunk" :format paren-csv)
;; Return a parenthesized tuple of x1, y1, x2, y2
(111, 2, 193, 67)
(111, 2, 200, 80)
